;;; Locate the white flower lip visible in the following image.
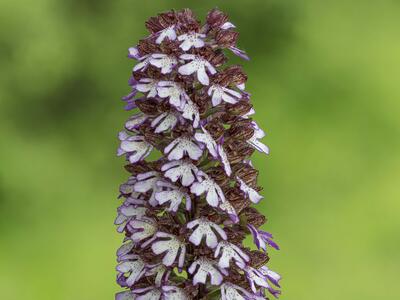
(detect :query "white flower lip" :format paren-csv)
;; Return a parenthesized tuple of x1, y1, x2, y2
(115, 204, 147, 233)
(155, 181, 192, 212)
(136, 78, 159, 98)
(237, 176, 263, 204)
(162, 286, 190, 300)
(157, 81, 188, 108)
(214, 240, 250, 268)
(178, 32, 206, 51)
(128, 217, 157, 243)
(133, 171, 164, 206)
(116, 255, 146, 286)
(188, 257, 228, 285)
(164, 136, 203, 161)
(161, 160, 198, 187)
(194, 126, 218, 158)
(149, 54, 178, 74)
(151, 112, 178, 133)
(208, 84, 241, 106)
(220, 282, 253, 300)
(190, 172, 225, 207)
(180, 99, 200, 128)
(143, 232, 186, 270)
(125, 113, 148, 132)
(117, 132, 153, 163)
(186, 218, 227, 248)
(247, 121, 270, 155)
(178, 54, 216, 86)
(155, 25, 177, 44)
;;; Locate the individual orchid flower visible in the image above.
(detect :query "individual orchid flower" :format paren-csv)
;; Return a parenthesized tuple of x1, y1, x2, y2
(117, 131, 153, 163)
(155, 181, 192, 212)
(162, 286, 190, 300)
(125, 113, 148, 132)
(188, 257, 228, 285)
(119, 176, 139, 197)
(247, 122, 269, 155)
(133, 171, 164, 206)
(164, 136, 202, 161)
(150, 112, 178, 133)
(132, 286, 162, 300)
(208, 84, 241, 106)
(236, 262, 270, 293)
(214, 240, 250, 268)
(157, 81, 189, 108)
(149, 54, 178, 74)
(247, 224, 280, 252)
(237, 262, 280, 297)
(155, 25, 177, 44)
(177, 32, 206, 51)
(219, 200, 239, 224)
(187, 218, 227, 248)
(116, 255, 146, 286)
(132, 54, 152, 72)
(190, 172, 225, 207)
(180, 98, 200, 128)
(115, 204, 147, 233)
(127, 218, 157, 243)
(194, 126, 218, 158)
(136, 78, 159, 98)
(161, 160, 198, 186)
(178, 54, 216, 86)
(117, 240, 135, 262)
(128, 47, 140, 60)
(258, 265, 281, 288)
(144, 232, 186, 270)
(220, 282, 253, 300)
(237, 176, 263, 204)
(145, 263, 171, 287)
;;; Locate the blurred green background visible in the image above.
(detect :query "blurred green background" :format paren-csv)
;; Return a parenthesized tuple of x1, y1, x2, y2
(1, 0, 399, 299)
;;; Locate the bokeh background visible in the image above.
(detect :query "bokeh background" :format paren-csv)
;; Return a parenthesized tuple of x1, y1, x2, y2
(1, 0, 399, 299)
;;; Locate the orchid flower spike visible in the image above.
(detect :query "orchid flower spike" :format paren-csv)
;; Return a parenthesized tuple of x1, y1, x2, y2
(115, 8, 281, 299)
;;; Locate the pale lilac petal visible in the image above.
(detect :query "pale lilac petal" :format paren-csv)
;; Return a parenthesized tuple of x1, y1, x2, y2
(190, 173, 225, 207)
(178, 61, 197, 76)
(197, 65, 209, 85)
(188, 257, 226, 285)
(155, 26, 176, 44)
(220, 22, 236, 30)
(151, 112, 178, 133)
(149, 54, 177, 74)
(237, 177, 263, 204)
(187, 218, 226, 248)
(161, 160, 198, 186)
(128, 47, 140, 59)
(164, 137, 202, 160)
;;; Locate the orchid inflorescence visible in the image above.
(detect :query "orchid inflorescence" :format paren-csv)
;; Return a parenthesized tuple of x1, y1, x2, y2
(115, 8, 281, 300)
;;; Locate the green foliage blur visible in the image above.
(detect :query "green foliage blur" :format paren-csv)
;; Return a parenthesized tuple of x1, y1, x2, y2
(1, 0, 399, 299)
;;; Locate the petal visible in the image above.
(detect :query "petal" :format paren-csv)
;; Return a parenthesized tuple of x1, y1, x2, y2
(196, 65, 209, 85)
(178, 62, 197, 76)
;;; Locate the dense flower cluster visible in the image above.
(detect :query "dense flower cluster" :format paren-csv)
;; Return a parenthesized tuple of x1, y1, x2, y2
(115, 8, 281, 300)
